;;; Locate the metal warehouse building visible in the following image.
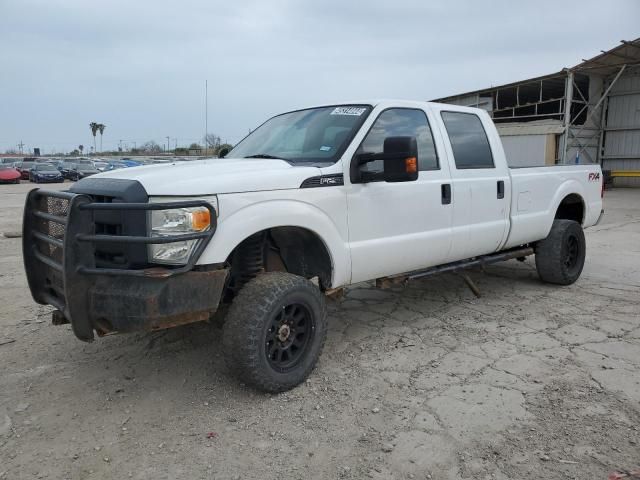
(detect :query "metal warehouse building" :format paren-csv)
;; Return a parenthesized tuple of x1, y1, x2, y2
(434, 38, 640, 187)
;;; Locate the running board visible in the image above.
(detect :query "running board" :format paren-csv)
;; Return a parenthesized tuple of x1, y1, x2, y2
(375, 246, 534, 289)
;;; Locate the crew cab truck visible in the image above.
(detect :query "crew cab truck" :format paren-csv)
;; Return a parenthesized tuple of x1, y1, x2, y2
(23, 100, 604, 392)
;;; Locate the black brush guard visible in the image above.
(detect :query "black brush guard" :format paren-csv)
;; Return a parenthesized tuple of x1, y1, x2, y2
(22, 189, 228, 341)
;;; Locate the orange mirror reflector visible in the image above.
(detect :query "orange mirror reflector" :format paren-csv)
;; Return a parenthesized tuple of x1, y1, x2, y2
(405, 157, 417, 173)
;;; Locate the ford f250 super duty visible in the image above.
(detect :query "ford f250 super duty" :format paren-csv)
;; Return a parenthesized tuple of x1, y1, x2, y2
(22, 100, 604, 392)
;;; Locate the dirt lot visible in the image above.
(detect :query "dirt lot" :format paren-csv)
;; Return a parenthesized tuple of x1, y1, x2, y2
(1, 182, 638, 480)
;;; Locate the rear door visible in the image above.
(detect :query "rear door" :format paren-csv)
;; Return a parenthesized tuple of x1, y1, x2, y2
(437, 110, 511, 261)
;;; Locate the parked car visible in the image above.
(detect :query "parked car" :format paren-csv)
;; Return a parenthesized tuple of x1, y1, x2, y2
(94, 161, 109, 172)
(102, 161, 125, 171)
(46, 159, 65, 171)
(60, 161, 78, 179)
(69, 164, 99, 181)
(0, 164, 21, 184)
(15, 160, 36, 179)
(1, 158, 19, 166)
(117, 158, 142, 168)
(29, 163, 64, 183)
(22, 100, 603, 393)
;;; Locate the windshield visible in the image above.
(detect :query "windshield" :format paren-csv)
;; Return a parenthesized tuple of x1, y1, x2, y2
(35, 164, 58, 171)
(228, 105, 372, 164)
(20, 162, 34, 168)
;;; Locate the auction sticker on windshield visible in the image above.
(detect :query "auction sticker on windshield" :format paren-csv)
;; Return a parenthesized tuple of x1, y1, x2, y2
(330, 107, 367, 116)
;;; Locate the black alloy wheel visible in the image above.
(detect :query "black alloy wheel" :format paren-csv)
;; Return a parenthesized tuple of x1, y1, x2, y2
(265, 303, 315, 373)
(222, 272, 328, 392)
(535, 219, 586, 285)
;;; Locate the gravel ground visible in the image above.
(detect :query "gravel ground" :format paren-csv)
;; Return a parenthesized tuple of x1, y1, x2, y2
(1, 182, 639, 480)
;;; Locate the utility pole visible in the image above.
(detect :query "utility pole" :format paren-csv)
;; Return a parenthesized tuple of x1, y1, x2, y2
(166, 136, 170, 153)
(205, 80, 208, 154)
(17, 140, 25, 154)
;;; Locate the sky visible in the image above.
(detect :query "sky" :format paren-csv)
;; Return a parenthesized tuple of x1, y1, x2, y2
(1, 0, 639, 154)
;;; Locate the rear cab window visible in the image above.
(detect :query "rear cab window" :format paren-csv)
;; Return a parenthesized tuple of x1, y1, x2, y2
(441, 111, 494, 169)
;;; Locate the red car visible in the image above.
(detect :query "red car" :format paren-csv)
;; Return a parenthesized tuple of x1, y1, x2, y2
(0, 165, 21, 184)
(16, 160, 36, 179)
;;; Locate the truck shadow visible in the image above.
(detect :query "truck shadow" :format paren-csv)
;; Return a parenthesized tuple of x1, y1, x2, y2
(71, 260, 546, 394)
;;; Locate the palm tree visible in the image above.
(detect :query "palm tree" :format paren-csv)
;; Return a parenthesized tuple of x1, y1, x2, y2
(89, 122, 99, 154)
(78, 144, 84, 155)
(97, 124, 106, 153)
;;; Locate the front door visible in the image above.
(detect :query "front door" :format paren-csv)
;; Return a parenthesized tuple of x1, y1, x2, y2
(345, 107, 453, 284)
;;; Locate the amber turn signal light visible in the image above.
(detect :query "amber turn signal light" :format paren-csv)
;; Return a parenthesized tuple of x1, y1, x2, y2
(405, 157, 417, 174)
(191, 209, 211, 231)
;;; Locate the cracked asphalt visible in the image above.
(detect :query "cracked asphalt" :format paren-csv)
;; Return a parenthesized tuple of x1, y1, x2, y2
(1, 183, 639, 479)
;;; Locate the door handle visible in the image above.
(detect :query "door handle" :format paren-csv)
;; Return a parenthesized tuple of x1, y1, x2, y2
(441, 184, 451, 205)
(497, 180, 505, 199)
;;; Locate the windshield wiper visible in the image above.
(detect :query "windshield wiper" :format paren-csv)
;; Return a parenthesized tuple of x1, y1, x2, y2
(244, 154, 288, 160)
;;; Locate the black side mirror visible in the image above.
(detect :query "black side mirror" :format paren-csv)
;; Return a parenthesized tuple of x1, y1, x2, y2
(218, 147, 229, 158)
(382, 136, 418, 183)
(351, 136, 418, 183)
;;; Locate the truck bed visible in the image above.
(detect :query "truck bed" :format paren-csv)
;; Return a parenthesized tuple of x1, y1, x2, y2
(504, 164, 603, 249)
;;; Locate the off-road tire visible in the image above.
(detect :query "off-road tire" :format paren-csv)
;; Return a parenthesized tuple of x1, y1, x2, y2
(222, 272, 327, 392)
(535, 219, 586, 285)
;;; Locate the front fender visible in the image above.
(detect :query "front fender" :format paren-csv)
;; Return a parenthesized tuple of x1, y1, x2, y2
(198, 198, 351, 287)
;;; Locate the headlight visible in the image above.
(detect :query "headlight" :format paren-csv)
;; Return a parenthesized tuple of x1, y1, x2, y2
(148, 197, 217, 265)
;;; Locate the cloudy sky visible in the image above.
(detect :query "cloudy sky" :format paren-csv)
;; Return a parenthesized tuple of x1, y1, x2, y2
(1, 0, 638, 153)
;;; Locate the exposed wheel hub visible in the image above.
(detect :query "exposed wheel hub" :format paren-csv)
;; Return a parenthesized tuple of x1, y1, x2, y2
(277, 324, 291, 342)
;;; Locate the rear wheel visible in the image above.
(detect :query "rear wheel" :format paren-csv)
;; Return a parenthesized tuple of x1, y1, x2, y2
(535, 219, 586, 285)
(222, 272, 327, 392)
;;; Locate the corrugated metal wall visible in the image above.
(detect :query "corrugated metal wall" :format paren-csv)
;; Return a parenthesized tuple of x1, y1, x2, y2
(603, 66, 640, 187)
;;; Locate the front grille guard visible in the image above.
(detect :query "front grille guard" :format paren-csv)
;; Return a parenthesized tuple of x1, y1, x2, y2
(23, 189, 217, 340)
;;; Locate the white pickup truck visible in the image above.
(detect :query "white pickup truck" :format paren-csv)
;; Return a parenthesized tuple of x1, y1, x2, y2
(23, 100, 603, 392)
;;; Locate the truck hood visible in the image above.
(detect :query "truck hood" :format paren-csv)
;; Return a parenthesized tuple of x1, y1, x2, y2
(91, 158, 322, 195)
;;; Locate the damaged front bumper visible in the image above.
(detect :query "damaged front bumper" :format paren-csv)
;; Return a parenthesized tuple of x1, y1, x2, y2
(22, 188, 227, 341)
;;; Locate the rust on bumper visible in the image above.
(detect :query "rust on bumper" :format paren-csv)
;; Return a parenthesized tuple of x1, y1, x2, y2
(87, 268, 229, 336)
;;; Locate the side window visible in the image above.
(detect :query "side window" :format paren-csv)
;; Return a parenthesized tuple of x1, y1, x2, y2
(441, 111, 494, 169)
(356, 108, 438, 174)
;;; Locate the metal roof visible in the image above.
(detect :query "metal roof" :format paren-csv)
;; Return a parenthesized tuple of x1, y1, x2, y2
(434, 37, 640, 102)
(571, 38, 640, 75)
(434, 70, 567, 103)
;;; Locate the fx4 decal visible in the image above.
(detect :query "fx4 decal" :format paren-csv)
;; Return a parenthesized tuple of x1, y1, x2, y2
(588, 172, 600, 182)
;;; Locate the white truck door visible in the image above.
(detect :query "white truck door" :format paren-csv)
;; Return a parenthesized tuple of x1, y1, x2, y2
(438, 110, 511, 260)
(345, 107, 453, 283)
